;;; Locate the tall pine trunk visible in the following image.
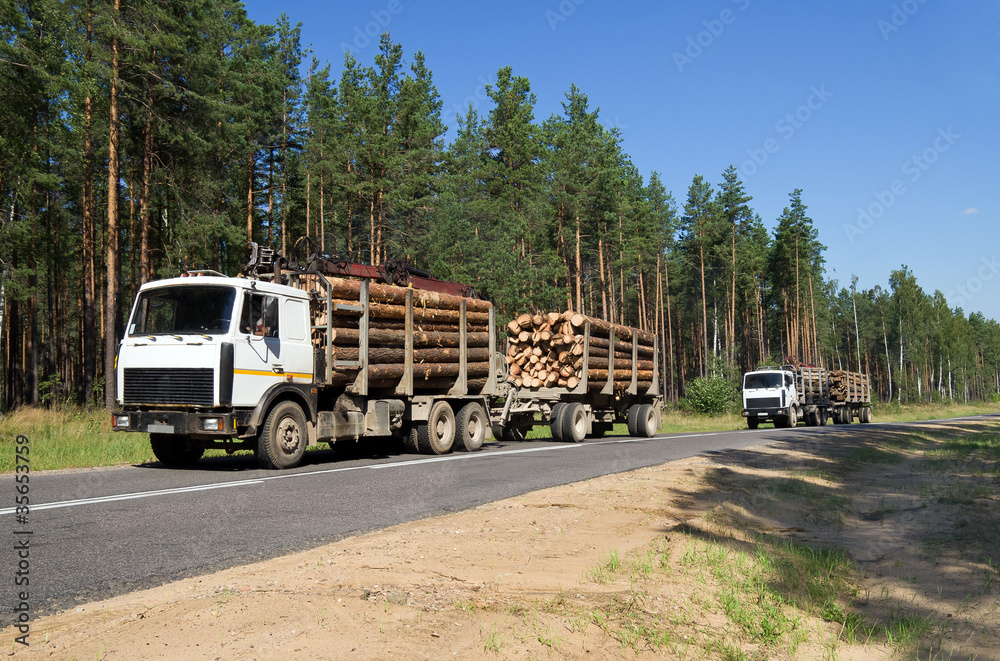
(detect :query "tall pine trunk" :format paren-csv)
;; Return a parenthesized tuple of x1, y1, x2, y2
(104, 0, 121, 410)
(81, 0, 96, 405)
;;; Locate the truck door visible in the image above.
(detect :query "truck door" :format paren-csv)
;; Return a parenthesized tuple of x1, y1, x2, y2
(233, 291, 283, 407)
(280, 297, 314, 383)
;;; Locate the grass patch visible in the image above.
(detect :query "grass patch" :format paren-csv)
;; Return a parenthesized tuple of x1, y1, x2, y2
(845, 445, 904, 465)
(0, 407, 157, 472)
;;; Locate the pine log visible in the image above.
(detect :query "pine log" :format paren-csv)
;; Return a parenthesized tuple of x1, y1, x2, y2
(333, 346, 491, 363)
(367, 361, 491, 380)
(330, 299, 490, 325)
(324, 276, 493, 313)
(588, 369, 655, 382)
(332, 328, 490, 348)
(587, 357, 656, 371)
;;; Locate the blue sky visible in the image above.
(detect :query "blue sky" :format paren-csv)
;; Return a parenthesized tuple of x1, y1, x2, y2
(242, 0, 1000, 320)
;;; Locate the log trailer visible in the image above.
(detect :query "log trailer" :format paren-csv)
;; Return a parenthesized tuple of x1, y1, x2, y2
(111, 243, 661, 468)
(740, 365, 873, 429)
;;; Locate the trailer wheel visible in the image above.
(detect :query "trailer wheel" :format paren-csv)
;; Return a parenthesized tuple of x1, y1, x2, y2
(456, 402, 487, 452)
(417, 400, 455, 454)
(150, 434, 204, 467)
(861, 406, 873, 424)
(820, 409, 829, 426)
(636, 404, 659, 437)
(746, 417, 759, 430)
(626, 404, 642, 436)
(549, 403, 567, 442)
(560, 403, 587, 443)
(257, 401, 307, 469)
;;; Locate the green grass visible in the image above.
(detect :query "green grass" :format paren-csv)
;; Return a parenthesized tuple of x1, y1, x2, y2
(0, 408, 157, 472)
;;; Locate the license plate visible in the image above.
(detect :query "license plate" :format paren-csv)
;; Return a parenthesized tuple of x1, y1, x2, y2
(148, 424, 175, 433)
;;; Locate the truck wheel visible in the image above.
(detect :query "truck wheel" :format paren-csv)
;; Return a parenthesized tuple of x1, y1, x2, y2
(456, 402, 487, 452)
(747, 417, 759, 430)
(626, 404, 643, 436)
(549, 403, 567, 442)
(150, 434, 204, 467)
(819, 409, 829, 426)
(560, 403, 587, 443)
(787, 407, 798, 427)
(258, 401, 308, 469)
(418, 400, 455, 454)
(636, 403, 659, 437)
(403, 425, 420, 453)
(861, 406, 873, 423)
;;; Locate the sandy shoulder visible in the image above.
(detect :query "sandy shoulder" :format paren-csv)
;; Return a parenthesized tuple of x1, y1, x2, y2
(5, 422, 999, 660)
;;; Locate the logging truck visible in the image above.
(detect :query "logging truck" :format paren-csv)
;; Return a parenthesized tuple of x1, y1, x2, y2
(740, 365, 873, 429)
(111, 244, 661, 468)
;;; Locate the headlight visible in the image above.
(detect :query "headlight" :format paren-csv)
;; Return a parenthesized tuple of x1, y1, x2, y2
(113, 415, 130, 429)
(202, 417, 222, 431)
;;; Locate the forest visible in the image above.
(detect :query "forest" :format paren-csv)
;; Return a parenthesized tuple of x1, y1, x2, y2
(3, 0, 1000, 412)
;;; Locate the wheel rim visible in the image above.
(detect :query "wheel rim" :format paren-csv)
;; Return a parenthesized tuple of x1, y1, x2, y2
(434, 415, 454, 441)
(572, 408, 586, 439)
(277, 416, 302, 454)
(644, 409, 655, 434)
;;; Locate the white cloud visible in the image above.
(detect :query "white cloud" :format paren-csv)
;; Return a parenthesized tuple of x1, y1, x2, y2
(963, 208, 979, 215)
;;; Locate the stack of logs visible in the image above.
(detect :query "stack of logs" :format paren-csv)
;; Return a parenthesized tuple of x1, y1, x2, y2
(829, 370, 871, 402)
(505, 311, 655, 391)
(797, 368, 829, 401)
(303, 275, 493, 393)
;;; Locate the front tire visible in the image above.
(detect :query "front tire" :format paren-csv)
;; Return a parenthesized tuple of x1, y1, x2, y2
(257, 401, 308, 469)
(559, 402, 587, 443)
(150, 434, 204, 467)
(455, 402, 487, 452)
(746, 417, 760, 430)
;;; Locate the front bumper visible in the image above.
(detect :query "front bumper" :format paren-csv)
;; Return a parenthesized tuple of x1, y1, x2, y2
(111, 409, 250, 436)
(741, 407, 788, 419)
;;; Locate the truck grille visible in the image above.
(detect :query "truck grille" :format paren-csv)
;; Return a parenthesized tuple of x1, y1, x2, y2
(123, 368, 214, 406)
(746, 396, 780, 409)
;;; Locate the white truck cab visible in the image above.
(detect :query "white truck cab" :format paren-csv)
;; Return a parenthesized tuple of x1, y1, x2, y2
(741, 366, 799, 429)
(113, 273, 313, 447)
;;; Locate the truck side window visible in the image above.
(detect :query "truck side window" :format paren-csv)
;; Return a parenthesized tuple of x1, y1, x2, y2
(241, 293, 279, 337)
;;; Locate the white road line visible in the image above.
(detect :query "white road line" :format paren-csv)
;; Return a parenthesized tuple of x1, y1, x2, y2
(1, 431, 724, 516)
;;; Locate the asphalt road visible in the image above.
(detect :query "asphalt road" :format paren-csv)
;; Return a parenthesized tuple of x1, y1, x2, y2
(2, 416, 992, 619)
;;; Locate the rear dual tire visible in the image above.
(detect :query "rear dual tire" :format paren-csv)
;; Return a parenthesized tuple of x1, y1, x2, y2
(626, 403, 659, 437)
(549, 403, 587, 443)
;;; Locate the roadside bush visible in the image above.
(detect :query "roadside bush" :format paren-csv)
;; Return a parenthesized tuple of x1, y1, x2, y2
(685, 375, 738, 415)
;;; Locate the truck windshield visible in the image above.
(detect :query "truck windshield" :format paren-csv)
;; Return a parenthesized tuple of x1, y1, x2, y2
(129, 285, 237, 335)
(744, 373, 783, 389)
